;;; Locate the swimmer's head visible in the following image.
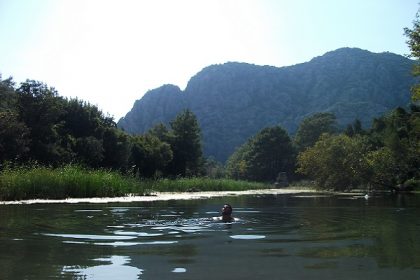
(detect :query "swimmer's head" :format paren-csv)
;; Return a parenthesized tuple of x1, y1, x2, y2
(222, 204, 232, 216)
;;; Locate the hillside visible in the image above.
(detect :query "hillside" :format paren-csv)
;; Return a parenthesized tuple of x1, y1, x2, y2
(118, 48, 416, 162)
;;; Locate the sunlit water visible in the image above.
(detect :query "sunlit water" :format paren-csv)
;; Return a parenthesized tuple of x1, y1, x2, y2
(1, 193, 420, 279)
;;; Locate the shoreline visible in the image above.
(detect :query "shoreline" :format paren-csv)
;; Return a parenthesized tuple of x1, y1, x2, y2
(0, 188, 319, 205)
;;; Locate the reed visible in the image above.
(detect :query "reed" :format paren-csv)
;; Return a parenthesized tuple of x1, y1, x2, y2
(148, 177, 270, 192)
(0, 165, 144, 200)
(0, 165, 271, 201)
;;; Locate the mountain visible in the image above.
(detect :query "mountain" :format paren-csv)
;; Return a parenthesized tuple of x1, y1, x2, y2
(118, 48, 416, 162)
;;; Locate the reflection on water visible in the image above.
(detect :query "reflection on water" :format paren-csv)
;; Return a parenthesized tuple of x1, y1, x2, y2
(172, 267, 187, 273)
(1, 193, 420, 279)
(63, 255, 143, 279)
(230, 234, 266, 240)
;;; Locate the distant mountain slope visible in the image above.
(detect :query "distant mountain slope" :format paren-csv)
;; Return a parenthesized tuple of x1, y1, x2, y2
(118, 48, 415, 162)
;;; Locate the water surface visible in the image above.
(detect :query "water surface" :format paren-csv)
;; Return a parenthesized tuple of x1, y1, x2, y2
(0, 193, 419, 279)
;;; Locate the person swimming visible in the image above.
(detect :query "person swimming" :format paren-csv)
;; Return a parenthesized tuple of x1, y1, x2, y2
(214, 204, 235, 222)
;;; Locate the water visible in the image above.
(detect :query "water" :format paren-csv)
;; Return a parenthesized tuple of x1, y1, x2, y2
(1, 193, 420, 279)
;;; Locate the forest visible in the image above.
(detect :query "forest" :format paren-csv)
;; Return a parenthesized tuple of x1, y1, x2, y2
(0, 79, 203, 177)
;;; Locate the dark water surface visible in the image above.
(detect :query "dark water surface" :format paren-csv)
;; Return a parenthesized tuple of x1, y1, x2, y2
(1, 193, 420, 279)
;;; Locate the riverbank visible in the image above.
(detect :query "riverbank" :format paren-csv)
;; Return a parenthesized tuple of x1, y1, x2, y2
(0, 165, 272, 201)
(0, 188, 317, 205)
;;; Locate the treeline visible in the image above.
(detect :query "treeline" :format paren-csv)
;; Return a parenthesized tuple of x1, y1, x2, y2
(226, 108, 419, 191)
(0, 78, 203, 178)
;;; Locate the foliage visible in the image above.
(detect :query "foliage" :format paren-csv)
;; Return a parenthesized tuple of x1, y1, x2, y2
(0, 75, 209, 184)
(16, 80, 65, 164)
(297, 106, 420, 191)
(294, 112, 337, 151)
(366, 106, 420, 188)
(129, 134, 172, 178)
(0, 111, 30, 162)
(0, 75, 17, 111)
(166, 109, 203, 177)
(102, 127, 132, 170)
(297, 134, 371, 190)
(203, 157, 226, 179)
(404, 10, 420, 102)
(226, 126, 295, 182)
(344, 119, 365, 137)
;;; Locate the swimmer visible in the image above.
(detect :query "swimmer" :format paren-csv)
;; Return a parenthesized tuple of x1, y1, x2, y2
(213, 204, 235, 222)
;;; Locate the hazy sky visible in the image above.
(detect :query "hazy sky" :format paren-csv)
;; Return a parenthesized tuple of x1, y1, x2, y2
(0, 0, 418, 120)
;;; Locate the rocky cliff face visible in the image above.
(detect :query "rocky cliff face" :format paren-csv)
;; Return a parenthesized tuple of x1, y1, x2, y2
(118, 84, 185, 134)
(118, 48, 415, 161)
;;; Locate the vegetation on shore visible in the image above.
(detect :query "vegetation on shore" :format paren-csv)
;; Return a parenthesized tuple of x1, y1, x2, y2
(0, 165, 270, 201)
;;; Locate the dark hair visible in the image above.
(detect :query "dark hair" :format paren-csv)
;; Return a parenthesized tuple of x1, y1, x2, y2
(222, 204, 232, 215)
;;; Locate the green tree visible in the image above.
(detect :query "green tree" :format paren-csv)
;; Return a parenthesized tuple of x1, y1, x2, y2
(167, 109, 203, 177)
(0, 111, 30, 163)
(366, 147, 400, 189)
(345, 119, 364, 137)
(294, 112, 337, 151)
(60, 98, 121, 168)
(297, 134, 371, 190)
(203, 157, 225, 179)
(367, 106, 420, 189)
(148, 123, 172, 143)
(0, 75, 17, 112)
(129, 134, 173, 178)
(61, 98, 114, 139)
(16, 80, 66, 165)
(225, 142, 251, 180)
(227, 126, 295, 182)
(102, 127, 131, 170)
(405, 9, 420, 102)
(74, 136, 104, 167)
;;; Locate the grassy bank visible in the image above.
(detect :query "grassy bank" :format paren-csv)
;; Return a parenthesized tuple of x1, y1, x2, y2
(0, 165, 142, 200)
(145, 177, 270, 192)
(0, 165, 271, 201)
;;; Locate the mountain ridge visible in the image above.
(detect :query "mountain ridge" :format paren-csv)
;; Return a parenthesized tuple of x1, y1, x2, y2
(118, 48, 415, 161)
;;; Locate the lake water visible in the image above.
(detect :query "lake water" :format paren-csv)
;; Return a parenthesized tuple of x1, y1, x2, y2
(0, 193, 420, 279)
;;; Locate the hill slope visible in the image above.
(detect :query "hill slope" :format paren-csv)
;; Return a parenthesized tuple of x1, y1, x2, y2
(118, 48, 415, 162)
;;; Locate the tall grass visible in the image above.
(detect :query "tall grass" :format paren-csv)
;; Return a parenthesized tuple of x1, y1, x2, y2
(147, 177, 270, 192)
(0, 165, 143, 200)
(0, 165, 271, 201)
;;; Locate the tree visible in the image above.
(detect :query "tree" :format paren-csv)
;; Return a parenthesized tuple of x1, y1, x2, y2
(147, 123, 171, 143)
(225, 142, 251, 180)
(167, 109, 203, 177)
(345, 119, 364, 137)
(129, 134, 173, 178)
(404, 8, 420, 102)
(0, 75, 17, 112)
(366, 106, 420, 189)
(294, 112, 337, 151)
(102, 127, 131, 170)
(297, 134, 371, 190)
(74, 136, 104, 167)
(366, 147, 400, 189)
(203, 157, 225, 179)
(227, 126, 295, 182)
(16, 80, 65, 164)
(0, 111, 30, 163)
(61, 98, 114, 139)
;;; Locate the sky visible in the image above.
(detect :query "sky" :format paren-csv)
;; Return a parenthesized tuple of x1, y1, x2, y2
(0, 0, 418, 120)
